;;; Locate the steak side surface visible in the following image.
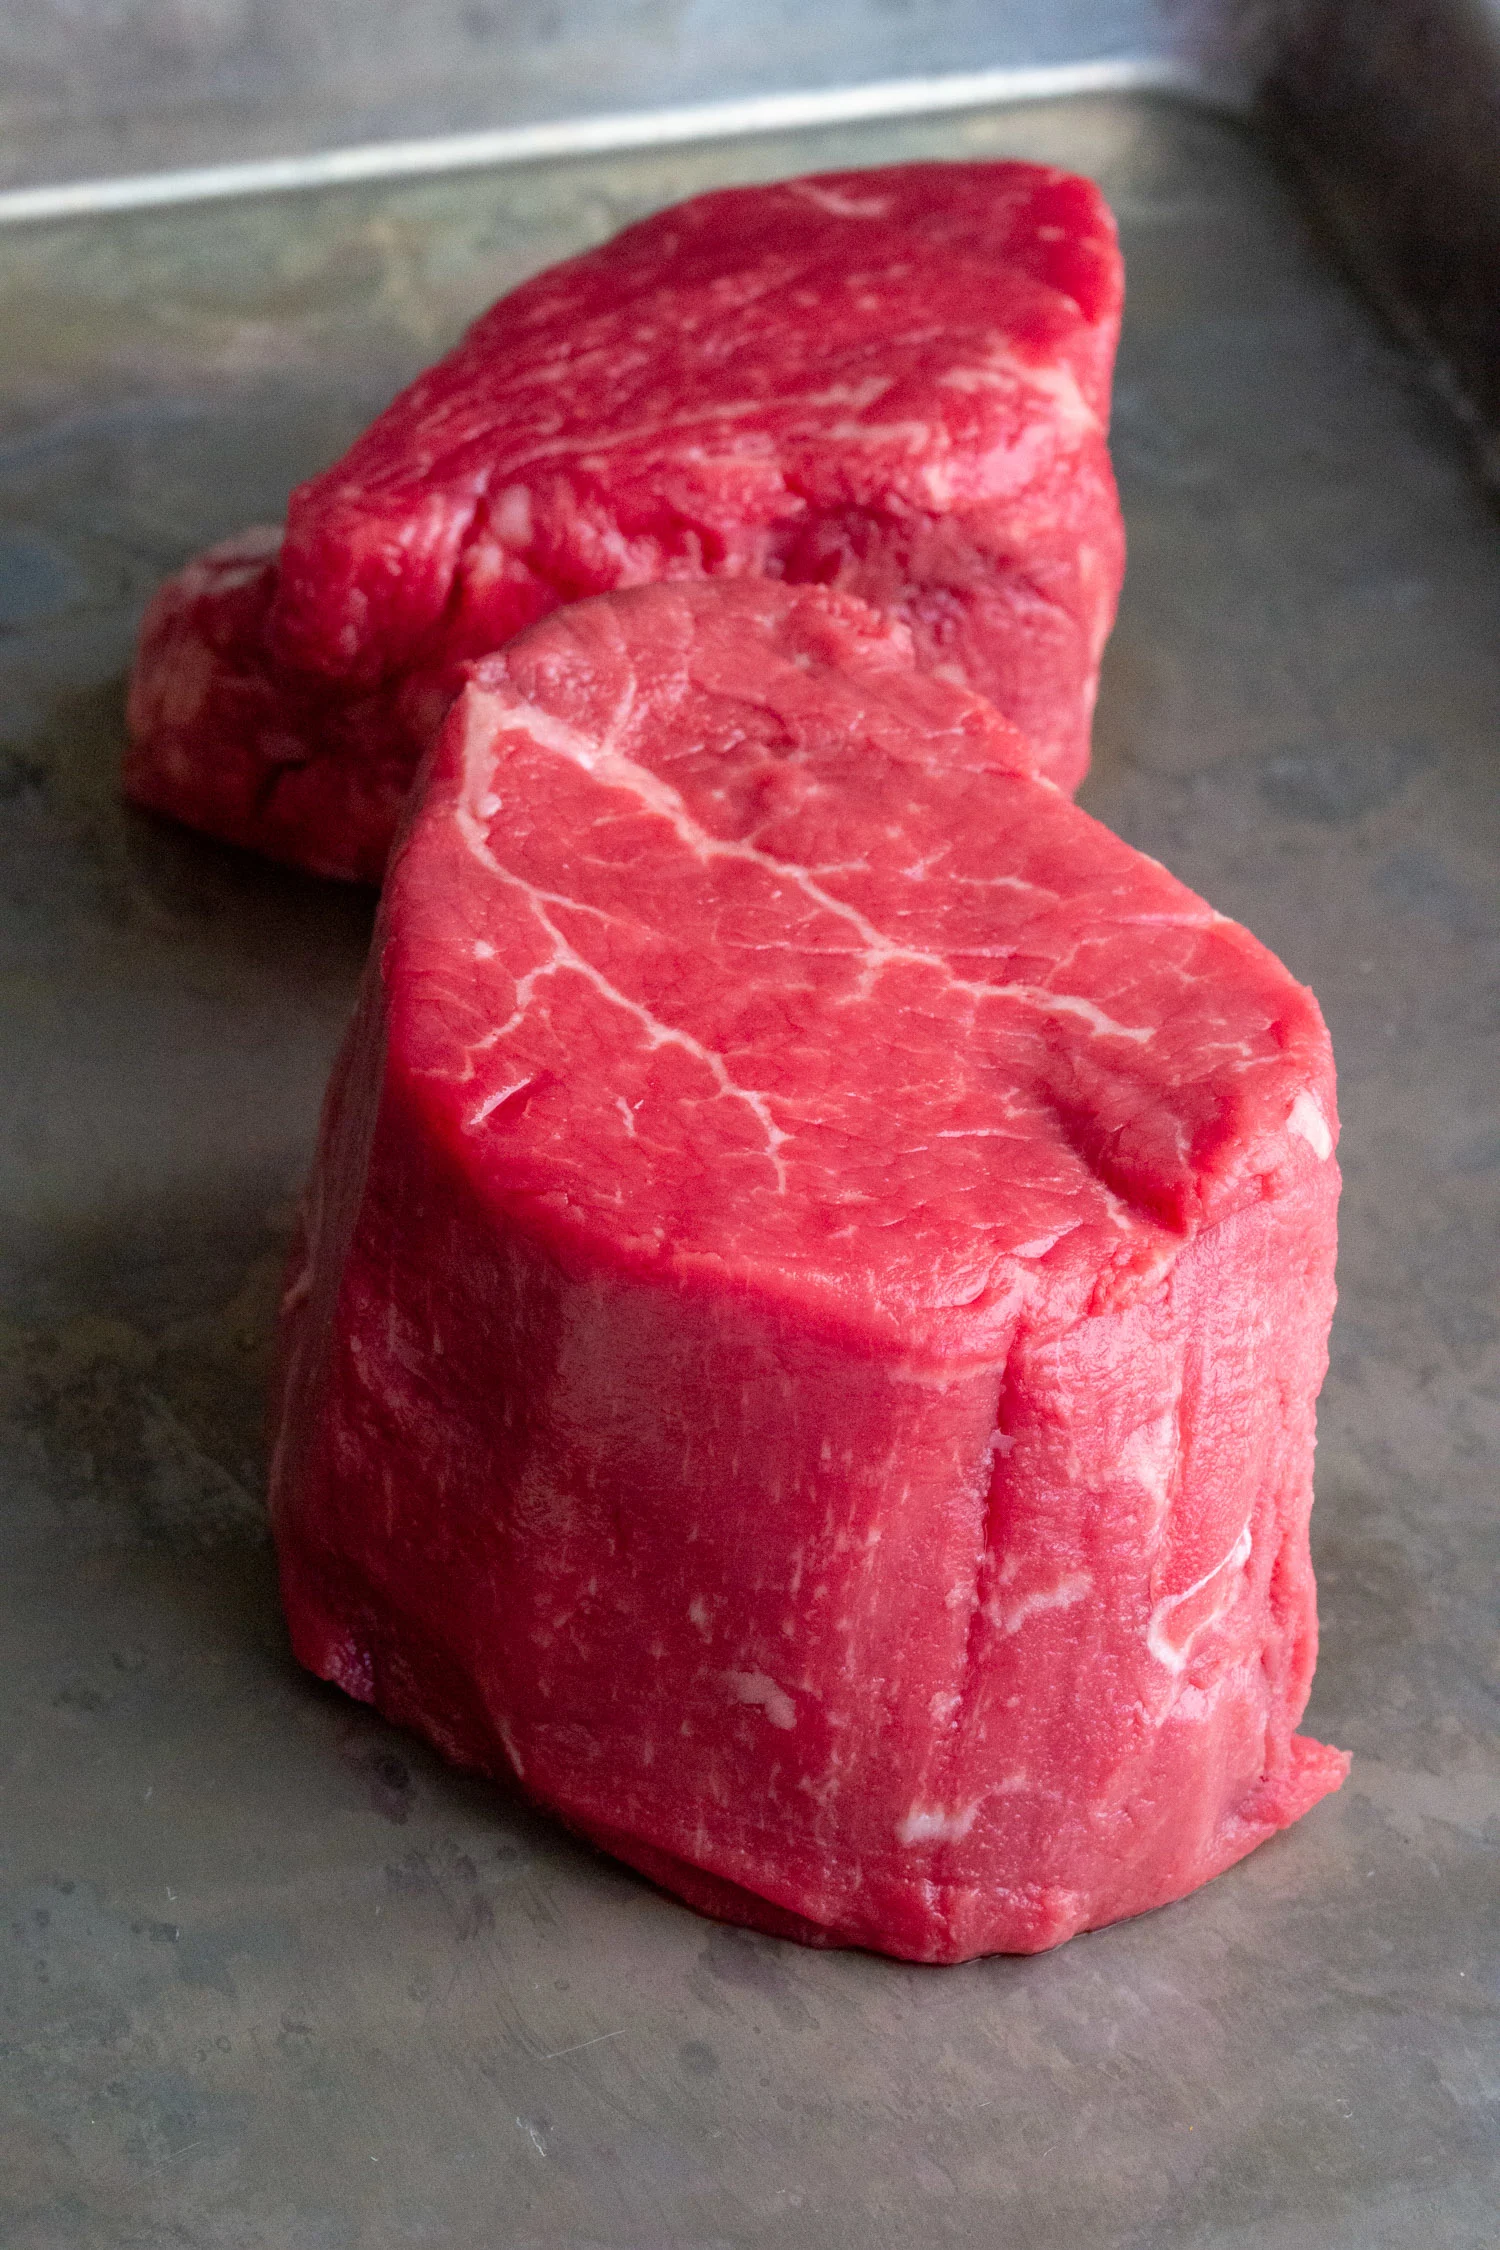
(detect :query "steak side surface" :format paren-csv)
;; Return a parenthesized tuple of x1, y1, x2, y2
(269, 580, 1347, 1961)
(125, 160, 1124, 882)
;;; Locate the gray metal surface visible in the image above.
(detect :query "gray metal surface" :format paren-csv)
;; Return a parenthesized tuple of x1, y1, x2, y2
(0, 66, 1208, 231)
(1, 92, 1496, 2250)
(1257, 0, 1500, 477)
(0, 1, 1180, 195)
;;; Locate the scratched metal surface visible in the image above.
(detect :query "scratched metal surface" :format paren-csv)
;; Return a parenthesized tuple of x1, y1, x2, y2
(0, 93, 1495, 2250)
(0, 0, 1174, 193)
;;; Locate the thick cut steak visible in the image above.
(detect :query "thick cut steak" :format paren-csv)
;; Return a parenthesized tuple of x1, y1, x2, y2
(125, 160, 1124, 882)
(124, 531, 460, 884)
(270, 581, 1347, 1961)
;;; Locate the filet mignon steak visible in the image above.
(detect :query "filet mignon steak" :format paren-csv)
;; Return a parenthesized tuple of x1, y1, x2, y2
(269, 579, 1347, 1960)
(126, 160, 1124, 881)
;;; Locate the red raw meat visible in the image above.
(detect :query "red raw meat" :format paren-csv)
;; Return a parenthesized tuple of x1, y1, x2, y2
(125, 160, 1125, 883)
(270, 579, 1348, 1962)
(124, 531, 459, 883)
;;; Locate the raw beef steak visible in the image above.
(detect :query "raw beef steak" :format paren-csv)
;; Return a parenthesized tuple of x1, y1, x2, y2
(270, 580, 1347, 1962)
(124, 529, 460, 884)
(125, 159, 1125, 883)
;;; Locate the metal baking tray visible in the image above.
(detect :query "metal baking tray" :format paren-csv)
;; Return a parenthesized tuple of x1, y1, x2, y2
(2, 84, 1495, 2250)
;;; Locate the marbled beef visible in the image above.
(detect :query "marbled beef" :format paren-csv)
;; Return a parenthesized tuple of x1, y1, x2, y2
(269, 579, 1347, 1961)
(126, 160, 1124, 882)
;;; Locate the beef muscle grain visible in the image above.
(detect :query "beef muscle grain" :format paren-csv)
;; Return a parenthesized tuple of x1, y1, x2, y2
(126, 161, 1124, 882)
(270, 581, 1347, 1961)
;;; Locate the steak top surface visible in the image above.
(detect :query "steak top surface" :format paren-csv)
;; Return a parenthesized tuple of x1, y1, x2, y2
(269, 161, 1124, 696)
(388, 577, 1334, 1366)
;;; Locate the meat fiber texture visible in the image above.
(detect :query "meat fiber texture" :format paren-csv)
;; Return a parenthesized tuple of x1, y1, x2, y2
(124, 159, 1125, 883)
(270, 578, 1348, 1963)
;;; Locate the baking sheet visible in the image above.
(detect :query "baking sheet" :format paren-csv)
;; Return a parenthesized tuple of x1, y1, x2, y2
(1, 92, 1496, 2249)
